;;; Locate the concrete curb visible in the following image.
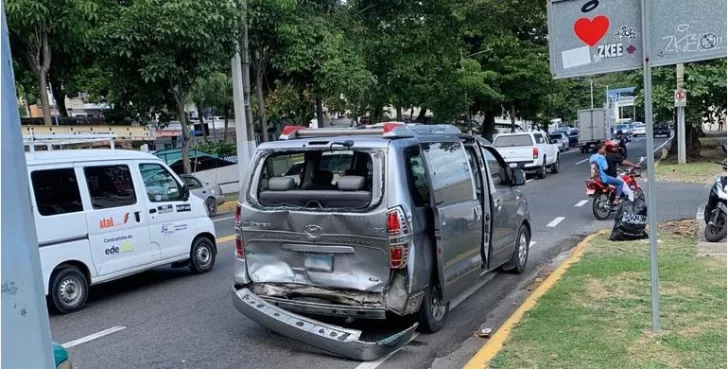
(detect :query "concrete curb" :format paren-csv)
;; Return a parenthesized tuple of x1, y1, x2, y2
(461, 229, 608, 369)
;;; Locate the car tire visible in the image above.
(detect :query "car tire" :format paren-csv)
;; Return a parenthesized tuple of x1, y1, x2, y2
(205, 197, 218, 217)
(418, 277, 450, 333)
(502, 225, 529, 274)
(48, 266, 88, 314)
(190, 237, 216, 274)
(551, 155, 560, 174)
(537, 158, 547, 179)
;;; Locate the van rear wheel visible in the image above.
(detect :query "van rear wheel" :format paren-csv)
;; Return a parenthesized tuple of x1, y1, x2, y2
(190, 237, 216, 274)
(49, 266, 88, 314)
(418, 278, 450, 333)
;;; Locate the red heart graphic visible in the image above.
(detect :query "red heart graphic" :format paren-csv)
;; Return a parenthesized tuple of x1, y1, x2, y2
(574, 15, 610, 47)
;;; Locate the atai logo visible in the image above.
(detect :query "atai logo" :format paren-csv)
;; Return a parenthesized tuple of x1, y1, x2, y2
(99, 213, 130, 229)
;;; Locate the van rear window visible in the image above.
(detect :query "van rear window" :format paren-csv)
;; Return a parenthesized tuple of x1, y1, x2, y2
(256, 150, 374, 209)
(493, 134, 533, 147)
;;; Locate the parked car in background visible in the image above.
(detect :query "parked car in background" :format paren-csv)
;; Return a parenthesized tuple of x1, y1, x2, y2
(654, 122, 672, 137)
(181, 174, 224, 217)
(631, 122, 646, 136)
(549, 132, 570, 152)
(233, 123, 532, 360)
(493, 131, 560, 179)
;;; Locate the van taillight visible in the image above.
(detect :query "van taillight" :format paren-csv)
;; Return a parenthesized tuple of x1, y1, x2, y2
(235, 235, 245, 259)
(234, 204, 241, 227)
(532, 147, 539, 159)
(387, 207, 411, 269)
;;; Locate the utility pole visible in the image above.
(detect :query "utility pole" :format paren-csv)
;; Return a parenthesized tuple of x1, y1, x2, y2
(241, 0, 255, 154)
(676, 63, 686, 164)
(232, 50, 251, 187)
(590, 79, 594, 109)
(1, 6, 56, 368)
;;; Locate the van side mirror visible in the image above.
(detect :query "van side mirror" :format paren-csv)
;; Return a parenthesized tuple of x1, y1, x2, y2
(182, 183, 190, 201)
(511, 169, 526, 186)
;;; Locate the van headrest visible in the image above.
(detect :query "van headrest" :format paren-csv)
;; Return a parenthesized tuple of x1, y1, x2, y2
(337, 176, 366, 191)
(268, 177, 295, 191)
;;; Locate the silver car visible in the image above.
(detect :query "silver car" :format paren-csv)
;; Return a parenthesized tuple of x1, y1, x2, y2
(180, 174, 224, 216)
(232, 124, 532, 360)
(549, 132, 570, 152)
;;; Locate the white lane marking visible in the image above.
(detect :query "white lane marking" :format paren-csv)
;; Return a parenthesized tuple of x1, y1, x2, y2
(546, 217, 565, 228)
(62, 326, 126, 349)
(526, 179, 535, 183)
(213, 215, 234, 223)
(529, 241, 536, 248)
(575, 200, 588, 207)
(575, 158, 589, 165)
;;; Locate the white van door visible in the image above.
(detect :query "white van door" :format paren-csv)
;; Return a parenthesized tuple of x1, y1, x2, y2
(77, 162, 159, 276)
(136, 161, 194, 260)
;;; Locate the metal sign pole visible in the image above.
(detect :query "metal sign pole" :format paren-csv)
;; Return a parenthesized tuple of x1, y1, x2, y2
(639, 0, 661, 334)
(1, 5, 56, 368)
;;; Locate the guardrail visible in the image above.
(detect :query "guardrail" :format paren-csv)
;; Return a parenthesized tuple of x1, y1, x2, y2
(653, 132, 674, 160)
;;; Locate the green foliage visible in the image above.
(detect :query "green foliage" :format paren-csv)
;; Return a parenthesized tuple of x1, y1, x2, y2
(194, 141, 236, 156)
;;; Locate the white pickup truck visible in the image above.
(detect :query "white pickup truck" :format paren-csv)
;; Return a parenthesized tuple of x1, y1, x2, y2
(492, 131, 560, 179)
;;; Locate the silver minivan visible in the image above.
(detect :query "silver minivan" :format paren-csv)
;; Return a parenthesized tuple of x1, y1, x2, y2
(232, 124, 531, 360)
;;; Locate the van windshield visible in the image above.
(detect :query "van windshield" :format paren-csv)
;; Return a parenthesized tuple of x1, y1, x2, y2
(255, 149, 376, 210)
(493, 134, 533, 147)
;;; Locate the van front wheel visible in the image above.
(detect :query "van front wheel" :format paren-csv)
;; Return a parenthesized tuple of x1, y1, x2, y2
(418, 279, 450, 333)
(49, 266, 88, 314)
(190, 237, 216, 274)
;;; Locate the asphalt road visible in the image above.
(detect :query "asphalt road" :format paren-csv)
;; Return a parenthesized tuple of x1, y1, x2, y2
(50, 135, 710, 369)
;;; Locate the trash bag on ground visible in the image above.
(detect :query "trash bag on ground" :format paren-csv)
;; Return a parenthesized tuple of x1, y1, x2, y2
(609, 197, 648, 241)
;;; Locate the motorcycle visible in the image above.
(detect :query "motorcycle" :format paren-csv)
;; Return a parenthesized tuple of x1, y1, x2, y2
(703, 145, 727, 242)
(586, 157, 645, 220)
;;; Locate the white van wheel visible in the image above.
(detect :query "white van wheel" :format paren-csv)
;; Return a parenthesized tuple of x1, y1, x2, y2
(190, 237, 216, 274)
(49, 266, 88, 314)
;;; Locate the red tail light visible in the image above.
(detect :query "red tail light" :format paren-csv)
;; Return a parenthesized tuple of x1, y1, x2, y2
(235, 235, 245, 259)
(532, 147, 539, 159)
(387, 207, 411, 269)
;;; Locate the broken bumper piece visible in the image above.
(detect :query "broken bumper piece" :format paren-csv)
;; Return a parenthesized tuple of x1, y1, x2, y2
(232, 287, 418, 361)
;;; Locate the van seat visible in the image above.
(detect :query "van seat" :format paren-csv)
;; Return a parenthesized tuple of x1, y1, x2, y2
(268, 177, 296, 191)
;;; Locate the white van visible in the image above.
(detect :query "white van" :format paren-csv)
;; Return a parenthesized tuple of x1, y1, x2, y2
(26, 149, 217, 314)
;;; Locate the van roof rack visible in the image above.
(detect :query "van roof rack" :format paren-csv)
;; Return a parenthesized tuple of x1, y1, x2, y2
(279, 123, 462, 140)
(24, 133, 118, 153)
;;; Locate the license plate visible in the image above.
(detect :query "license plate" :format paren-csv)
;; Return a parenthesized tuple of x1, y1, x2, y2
(586, 189, 595, 195)
(304, 254, 333, 272)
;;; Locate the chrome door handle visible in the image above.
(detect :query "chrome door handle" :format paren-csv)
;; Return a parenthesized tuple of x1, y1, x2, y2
(473, 206, 481, 221)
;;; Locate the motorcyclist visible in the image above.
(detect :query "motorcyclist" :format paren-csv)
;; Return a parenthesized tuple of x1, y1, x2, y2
(589, 141, 624, 206)
(605, 140, 640, 201)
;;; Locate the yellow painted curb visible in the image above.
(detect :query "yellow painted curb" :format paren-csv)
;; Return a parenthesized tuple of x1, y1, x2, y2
(216, 235, 236, 244)
(462, 229, 608, 369)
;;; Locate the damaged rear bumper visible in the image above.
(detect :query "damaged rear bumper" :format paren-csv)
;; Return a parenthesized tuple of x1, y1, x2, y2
(232, 287, 418, 361)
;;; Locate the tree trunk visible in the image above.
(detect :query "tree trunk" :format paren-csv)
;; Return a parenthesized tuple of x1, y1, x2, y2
(482, 113, 496, 141)
(223, 110, 230, 144)
(196, 104, 208, 142)
(172, 84, 192, 174)
(23, 91, 31, 117)
(409, 107, 414, 121)
(315, 97, 324, 127)
(36, 71, 52, 126)
(510, 105, 516, 133)
(49, 78, 68, 117)
(255, 51, 268, 142)
(415, 107, 427, 123)
(396, 106, 402, 121)
(669, 123, 703, 159)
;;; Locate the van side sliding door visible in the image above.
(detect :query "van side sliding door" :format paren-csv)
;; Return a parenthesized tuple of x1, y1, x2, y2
(419, 139, 483, 302)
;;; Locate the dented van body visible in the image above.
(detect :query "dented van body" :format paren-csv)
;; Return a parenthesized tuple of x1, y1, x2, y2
(232, 124, 531, 360)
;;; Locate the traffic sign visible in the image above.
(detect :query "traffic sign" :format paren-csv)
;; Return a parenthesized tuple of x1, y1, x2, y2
(548, 0, 643, 79)
(547, 0, 727, 79)
(674, 89, 687, 107)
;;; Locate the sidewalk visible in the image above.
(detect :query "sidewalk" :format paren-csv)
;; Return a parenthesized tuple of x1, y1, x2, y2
(464, 220, 727, 369)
